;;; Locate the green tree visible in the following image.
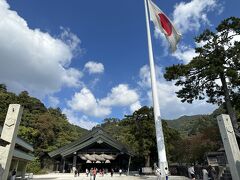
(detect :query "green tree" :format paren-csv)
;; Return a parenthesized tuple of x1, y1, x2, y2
(126, 106, 156, 167)
(0, 84, 7, 92)
(26, 158, 41, 174)
(110, 106, 182, 167)
(164, 17, 240, 129)
(176, 126, 221, 164)
(0, 85, 18, 125)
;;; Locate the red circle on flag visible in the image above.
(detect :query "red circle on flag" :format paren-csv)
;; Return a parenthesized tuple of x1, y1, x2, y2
(159, 13, 172, 36)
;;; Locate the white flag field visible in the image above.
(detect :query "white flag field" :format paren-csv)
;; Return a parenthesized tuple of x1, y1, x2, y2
(148, 0, 181, 52)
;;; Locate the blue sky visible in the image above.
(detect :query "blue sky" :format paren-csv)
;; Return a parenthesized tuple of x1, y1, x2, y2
(1, 0, 239, 129)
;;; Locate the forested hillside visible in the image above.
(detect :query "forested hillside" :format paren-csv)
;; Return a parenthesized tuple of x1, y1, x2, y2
(0, 84, 87, 155)
(166, 107, 226, 137)
(167, 115, 213, 136)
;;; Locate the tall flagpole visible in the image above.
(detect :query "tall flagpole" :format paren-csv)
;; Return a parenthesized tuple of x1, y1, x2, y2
(144, 0, 168, 177)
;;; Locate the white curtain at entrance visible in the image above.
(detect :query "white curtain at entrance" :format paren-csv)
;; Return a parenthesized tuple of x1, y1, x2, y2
(78, 153, 117, 162)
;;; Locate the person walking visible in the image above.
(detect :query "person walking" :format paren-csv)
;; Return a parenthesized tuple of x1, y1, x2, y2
(208, 165, 217, 180)
(74, 169, 78, 177)
(154, 164, 161, 180)
(164, 167, 169, 180)
(111, 168, 114, 177)
(119, 168, 122, 176)
(93, 167, 97, 180)
(90, 168, 93, 180)
(11, 169, 16, 180)
(102, 169, 104, 176)
(188, 165, 195, 180)
(86, 168, 89, 177)
(202, 167, 208, 180)
(156, 167, 161, 180)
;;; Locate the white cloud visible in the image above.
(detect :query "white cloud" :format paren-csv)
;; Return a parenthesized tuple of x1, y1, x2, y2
(138, 65, 216, 119)
(62, 68, 83, 87)
(173, 0, 218, 34)
(48, 96, 60, 108)
(138, 65, 152, 88)
(63, 109, 98, 130)
(0, 0, 82, 97)
(130, 101, 142, 112)
(67, 84, 141, 118)
(88, 78, 100, 89)
(100, 84, 139, 107)
(59, 27, 81, 55)
(173, 45, 198, 64)
(84, 61, 104, 74)
(67, 87, 111, 118)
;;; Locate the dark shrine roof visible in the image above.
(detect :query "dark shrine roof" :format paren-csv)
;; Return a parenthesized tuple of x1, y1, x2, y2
(0, 126, 34, 161)
(0, 126, 33, 152)
(49, 127, 133, 158)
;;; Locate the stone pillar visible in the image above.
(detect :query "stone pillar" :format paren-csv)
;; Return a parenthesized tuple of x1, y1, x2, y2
(72, 153, 77, 172)
(217, 114, 240, 180)
(0, 104, 23, 180)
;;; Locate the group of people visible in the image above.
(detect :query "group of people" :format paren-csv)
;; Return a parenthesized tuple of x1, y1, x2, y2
(202, 165, 217, 180)
(75, 168, 98, 179)
(154, 164, 217, 180)
(154, 164, 169, 180)
(188, 165, 217, 180)
(74, 167, 121, 179)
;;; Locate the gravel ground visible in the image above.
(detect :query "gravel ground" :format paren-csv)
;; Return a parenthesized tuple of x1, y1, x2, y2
(32, 173, 188, 180)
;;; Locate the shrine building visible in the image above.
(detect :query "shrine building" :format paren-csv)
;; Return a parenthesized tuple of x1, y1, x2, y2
(49, 127, 133, 173)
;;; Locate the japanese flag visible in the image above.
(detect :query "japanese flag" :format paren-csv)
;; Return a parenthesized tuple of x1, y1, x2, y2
(148, 0, 181, 52)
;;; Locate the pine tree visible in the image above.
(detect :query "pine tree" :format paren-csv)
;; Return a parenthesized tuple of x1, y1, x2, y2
(164, 17, 240, 129)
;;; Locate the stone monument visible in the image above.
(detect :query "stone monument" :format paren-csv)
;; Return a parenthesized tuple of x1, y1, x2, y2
(0, 104, 23, 180)
(217, 114, 240, 180)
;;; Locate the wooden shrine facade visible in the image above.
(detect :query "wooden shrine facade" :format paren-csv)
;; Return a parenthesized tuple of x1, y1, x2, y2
(49, 127, 133, 173)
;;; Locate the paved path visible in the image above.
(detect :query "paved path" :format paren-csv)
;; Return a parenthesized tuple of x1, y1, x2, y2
(32, 173, 188, 180)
